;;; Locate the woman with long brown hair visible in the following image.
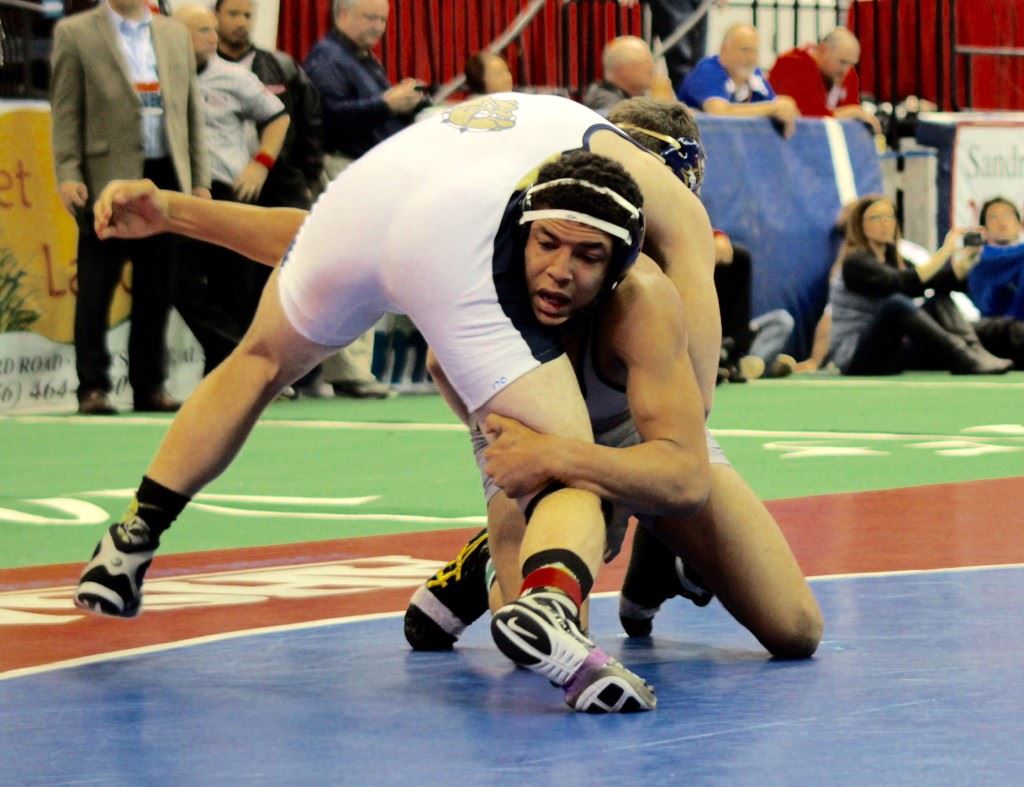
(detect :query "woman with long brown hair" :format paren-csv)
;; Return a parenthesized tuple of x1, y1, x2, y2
(826, 195, 1011, 375)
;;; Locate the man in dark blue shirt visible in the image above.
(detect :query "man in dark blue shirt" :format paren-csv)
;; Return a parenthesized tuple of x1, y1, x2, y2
(303, 0, 427, 399)
(304, 0, 424, 164)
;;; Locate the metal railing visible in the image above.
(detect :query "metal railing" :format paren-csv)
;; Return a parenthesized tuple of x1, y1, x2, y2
(433, 0, 550, 103)
(745, 0, 847, 51)
(956, 44, 1024, 110)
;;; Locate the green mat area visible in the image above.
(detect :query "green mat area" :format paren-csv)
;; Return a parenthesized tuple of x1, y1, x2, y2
(2, 372, 1022, 568)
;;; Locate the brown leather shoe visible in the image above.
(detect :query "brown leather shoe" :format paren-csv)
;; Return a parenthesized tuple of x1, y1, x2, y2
(78, 389, 117, 415)
(133, 390, 181, 412)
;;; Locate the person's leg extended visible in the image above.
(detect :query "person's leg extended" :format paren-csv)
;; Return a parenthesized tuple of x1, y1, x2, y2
(146, 269, 329, 493)
(74, 268, 335, 617)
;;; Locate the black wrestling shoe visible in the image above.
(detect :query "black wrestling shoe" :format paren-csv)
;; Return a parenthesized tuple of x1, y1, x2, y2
(619, 526, 714, 638)
(74, 519, 159, 618)
(404, 529, 491, 650)
(491, 590, 656, 713)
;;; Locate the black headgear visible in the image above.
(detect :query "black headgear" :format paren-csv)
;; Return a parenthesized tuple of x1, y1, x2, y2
(518, 177, 645, 291)
(615, 123, 706, 195)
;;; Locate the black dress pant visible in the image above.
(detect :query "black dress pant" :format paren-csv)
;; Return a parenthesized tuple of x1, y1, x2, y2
(73, 157, 178, 399)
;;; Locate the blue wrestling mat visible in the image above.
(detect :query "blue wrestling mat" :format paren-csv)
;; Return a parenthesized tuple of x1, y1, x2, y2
(2, 566, 1021, 785)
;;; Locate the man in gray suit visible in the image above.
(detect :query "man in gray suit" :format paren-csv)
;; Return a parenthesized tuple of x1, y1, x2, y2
(51, 0, 210, 414)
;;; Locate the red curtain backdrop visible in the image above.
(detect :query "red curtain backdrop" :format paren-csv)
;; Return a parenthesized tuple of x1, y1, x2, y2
(275, 0, 641, 96)
(849, 0, 1024, 110)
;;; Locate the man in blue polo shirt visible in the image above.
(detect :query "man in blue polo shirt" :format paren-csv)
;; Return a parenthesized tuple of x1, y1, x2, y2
(678, 23, 799, 138)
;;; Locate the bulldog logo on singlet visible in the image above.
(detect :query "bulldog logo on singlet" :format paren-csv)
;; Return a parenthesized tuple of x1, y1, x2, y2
(442, 97, 518, 132)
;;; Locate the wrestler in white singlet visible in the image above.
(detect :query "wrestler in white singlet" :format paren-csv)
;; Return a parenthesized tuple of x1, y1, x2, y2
(277, 92, 620, 415)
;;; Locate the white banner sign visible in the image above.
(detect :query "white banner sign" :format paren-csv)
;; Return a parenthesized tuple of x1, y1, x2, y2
(951, 123, 1024, 229)
(0, 313, 204, 414)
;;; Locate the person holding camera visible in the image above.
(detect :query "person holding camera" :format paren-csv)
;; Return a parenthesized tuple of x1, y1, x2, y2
(303, 0, 430, 399)
(826, 194, 1012, 376)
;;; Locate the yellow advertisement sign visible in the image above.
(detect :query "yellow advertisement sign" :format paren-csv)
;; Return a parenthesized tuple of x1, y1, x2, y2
(0, 103, 131, 344)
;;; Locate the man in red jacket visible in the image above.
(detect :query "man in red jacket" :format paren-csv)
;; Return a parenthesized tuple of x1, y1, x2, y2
(768, 27, 880, 133)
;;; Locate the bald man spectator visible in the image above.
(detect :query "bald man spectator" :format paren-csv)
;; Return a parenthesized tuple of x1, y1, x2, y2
(616, 0, 729, 87)
(582, 36, 655, 116)
(678, 23, 799, 138)
(768, 27, 881, 133)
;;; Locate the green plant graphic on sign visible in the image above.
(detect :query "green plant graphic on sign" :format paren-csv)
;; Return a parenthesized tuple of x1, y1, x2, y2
(0, 247, 41, 332)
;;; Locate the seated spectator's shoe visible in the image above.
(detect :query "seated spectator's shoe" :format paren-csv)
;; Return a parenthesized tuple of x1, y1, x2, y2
(766, 353, 797, 378)
(78, 389, 117, 415)
(74, 519, 159, 617)
(950, 347, 1012, 375)
(292, 380, 334, 399)
(738, 355, 766, 380)
(619, 527, 714, 638)
(491, 590, 656, 713)
(133, 390, 181, 413)
(721, 364, 748, 384)
(332, 380, 396, 399)
(404, 529, 491, 651)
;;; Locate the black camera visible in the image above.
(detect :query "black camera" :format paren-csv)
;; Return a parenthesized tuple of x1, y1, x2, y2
(963, 231, 984, 247)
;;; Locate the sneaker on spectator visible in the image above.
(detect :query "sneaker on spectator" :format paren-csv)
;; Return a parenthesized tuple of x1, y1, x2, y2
(404, 529, 491, 650)
(491, 590, 656, 713)
(293, 380, 335, 399)
(332, 380, 396, 399)
(766, 353, 797, 378)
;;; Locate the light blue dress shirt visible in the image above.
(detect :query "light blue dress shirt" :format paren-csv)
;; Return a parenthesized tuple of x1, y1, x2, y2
(105, 1, 169, 159)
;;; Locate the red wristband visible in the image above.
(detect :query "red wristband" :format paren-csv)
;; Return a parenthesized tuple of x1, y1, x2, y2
(253, 151, 276, 170)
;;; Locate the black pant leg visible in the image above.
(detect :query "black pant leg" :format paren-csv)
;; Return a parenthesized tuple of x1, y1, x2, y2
(125, 232, 175, 396)
(73, 212, 125, 396)
(714, 245, 756, 358)
(173, 239, 243, 375)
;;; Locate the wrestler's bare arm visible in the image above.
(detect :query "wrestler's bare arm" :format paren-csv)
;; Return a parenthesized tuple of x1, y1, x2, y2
(94, 179, 308, 266)
(590, 130, 720, 415)
(485, 260, 710, 516)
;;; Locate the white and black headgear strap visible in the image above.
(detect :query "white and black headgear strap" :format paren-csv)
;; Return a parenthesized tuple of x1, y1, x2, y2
(518, 177, 641, 246)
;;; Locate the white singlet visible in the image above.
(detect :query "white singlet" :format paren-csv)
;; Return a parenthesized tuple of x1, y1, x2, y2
(277, 92, 616, 414)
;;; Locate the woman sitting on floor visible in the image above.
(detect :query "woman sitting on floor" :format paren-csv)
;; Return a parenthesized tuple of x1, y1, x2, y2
(826, 194, 1012, 376)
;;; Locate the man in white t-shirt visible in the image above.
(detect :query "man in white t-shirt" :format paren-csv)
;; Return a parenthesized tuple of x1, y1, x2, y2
(174, 5, 292, 372)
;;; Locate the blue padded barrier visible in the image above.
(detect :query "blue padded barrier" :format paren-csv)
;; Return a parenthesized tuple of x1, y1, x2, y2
(696, 116, 883, 358)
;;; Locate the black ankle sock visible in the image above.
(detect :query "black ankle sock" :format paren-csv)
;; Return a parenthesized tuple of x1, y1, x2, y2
(117, 476, 191, 543)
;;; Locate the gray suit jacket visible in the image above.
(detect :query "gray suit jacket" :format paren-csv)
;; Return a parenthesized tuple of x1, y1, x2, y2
(50, 5, 210, 197)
